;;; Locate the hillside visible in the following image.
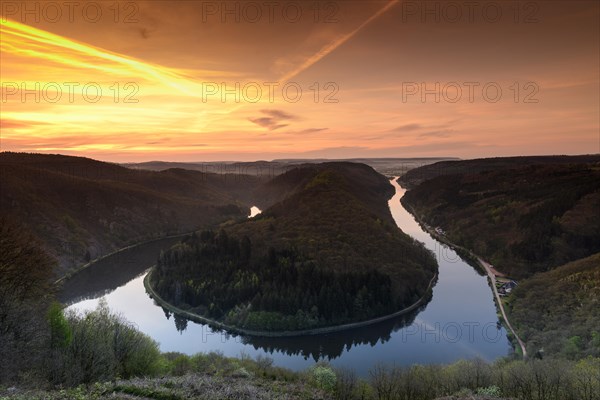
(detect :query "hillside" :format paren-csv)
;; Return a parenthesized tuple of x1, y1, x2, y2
(150, 163, 437, 331)
(0, 152, 263, 275)
(401, 160, 600, 278)
(232, 163, 433, 280)
(399, 155, 600, 189)
(507, 252, 600, 358)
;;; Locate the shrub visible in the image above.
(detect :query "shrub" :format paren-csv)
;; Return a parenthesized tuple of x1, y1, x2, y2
(57, 299, 161, 385)
(311, 365, 337, 392)
(255, 354, 274, 376)
(334, 367, 357, 400)
(171, 355, 192, 376)
(476, 385, 502, 397)
(231, 367, 252, 378)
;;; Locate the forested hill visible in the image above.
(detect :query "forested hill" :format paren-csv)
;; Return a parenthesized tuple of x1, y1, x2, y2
(401, 160, 600, 278)
(398, 154, 600, 189)
(0, 152, 263, 275)
(151, 163, 437, 331)
(508, 252, 600, 358)
(231, 162, 436, 286)
(229, 163, 428, 276)
(252, 162, 395, 220)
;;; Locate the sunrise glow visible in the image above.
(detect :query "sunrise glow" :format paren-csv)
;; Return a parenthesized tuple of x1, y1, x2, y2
(1, 1, 598, 161)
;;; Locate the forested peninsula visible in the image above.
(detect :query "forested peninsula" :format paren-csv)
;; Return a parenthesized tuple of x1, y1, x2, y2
(149, 163, 437, 332)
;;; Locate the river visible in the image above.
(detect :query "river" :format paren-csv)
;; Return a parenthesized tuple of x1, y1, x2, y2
(62, 178, 510, 376)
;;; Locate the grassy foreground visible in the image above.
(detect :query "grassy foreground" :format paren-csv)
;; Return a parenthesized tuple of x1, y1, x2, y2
(2, 346, 599, 400)
(1, 372, 330, 400)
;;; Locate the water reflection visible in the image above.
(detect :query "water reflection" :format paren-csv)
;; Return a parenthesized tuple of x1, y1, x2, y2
(63, 179, 510, 376)
(59, 236, 185, 305)
(235, 295, 431, 362)
(174, 313, 189, 333)
(152, 284, 432, 362)
(248, 206, 262, 218)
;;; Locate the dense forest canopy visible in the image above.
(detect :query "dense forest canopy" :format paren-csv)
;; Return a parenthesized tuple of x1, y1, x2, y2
(151, 163, 437, 331)
(230, 163, 437, 287)
(398, 154, 600, 189)
(0, 152, 262, 275)
(508, 253, 600, 358)
(152, 231, 403, 330)
(401, 162, 600, 278)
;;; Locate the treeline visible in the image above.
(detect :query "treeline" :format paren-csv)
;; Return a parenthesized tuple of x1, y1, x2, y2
(151, 230, 415, 331)
(337, 357, 600, 400)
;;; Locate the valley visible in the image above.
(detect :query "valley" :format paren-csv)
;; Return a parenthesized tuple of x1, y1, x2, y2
(2, 153, 599, 399)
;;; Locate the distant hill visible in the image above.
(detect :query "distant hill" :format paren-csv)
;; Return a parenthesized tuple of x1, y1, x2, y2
(401, 158, 600, 278)
(399, 155, 600, 189)
(150, 162, 437, 331)
(123, 160, 292, 178)
(126, 157, 456, 178)
(0, 152, 264, 275)
(508, 252, 600, 358)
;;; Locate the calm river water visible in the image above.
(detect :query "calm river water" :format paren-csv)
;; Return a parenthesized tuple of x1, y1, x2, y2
(63, 178, 511, 376)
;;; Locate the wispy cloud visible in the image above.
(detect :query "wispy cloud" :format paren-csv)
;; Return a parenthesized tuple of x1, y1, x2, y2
(261, 109, 298, 120)
(390, 123, 423, 133)
(419, 129, 455, 138)
(279, 0, 399, 81)
(249, 109, 299, 131)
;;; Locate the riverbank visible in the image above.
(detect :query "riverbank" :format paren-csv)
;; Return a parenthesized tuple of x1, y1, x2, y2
(54, 232, 192, 286)
(402, 204, 527, 358)
(476, 258, 527, 358)
(144, 268, 438, 338)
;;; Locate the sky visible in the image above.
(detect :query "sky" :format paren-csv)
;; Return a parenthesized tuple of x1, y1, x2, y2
(1, 0, 599, 162)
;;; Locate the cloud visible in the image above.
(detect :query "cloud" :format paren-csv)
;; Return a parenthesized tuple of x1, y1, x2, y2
(248, 109, 299, 131)
(278, 127, 328, 135)
(0, 19, 210, 96)
(0, 119, 48, 129)
(361, 122, 455, 140)
(138, 28, 152, 39)
(297, 128, 328, 134)
(280, 0, 400, 81)
(419, 129, 455, 138)
(292, 146, 370, 158)
(261, 109, 298, 120)
(390, 123, 423, 132)
(248, 118, 288, 131)
(389, 123, 455, 135)
(288, 141, 491, 158)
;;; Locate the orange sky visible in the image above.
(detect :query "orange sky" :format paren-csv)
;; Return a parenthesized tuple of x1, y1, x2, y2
(1, 0, 599, 162)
